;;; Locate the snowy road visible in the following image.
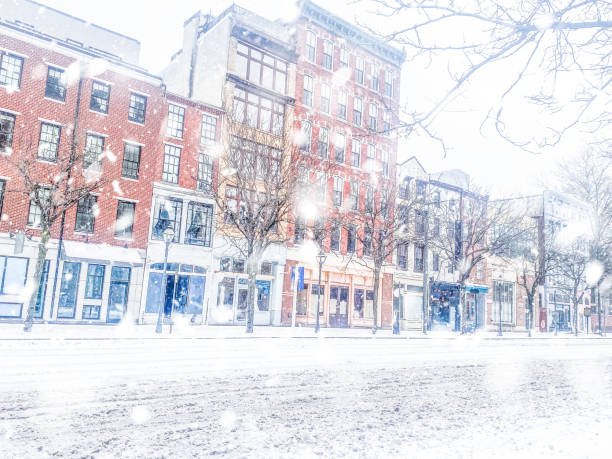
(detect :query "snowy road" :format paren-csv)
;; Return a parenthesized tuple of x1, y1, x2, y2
(1, 337, 611, 458)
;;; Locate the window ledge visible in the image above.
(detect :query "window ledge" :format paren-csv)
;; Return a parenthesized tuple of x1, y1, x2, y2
(44, 97, 66, 104)
(73, 231, 95, 236)
(89, 109, 108, 116)
(128, 119, 145, 127)
(121, 176, 139, 182)
(37, 158, 58, 165)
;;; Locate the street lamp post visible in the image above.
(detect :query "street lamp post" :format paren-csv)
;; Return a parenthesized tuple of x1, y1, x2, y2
(155, 223, 174, 334)
(315, 249, 326, 333)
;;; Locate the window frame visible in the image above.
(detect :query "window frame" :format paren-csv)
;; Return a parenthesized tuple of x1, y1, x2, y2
(353, 97, 363, 126)
(197, 152, 213, 192)
(0, 51, 24, 89)
(185, 201, 214, 247)
(83, 133, 104, 170)
(37, 122, 61, 162)
(0, 111, 16, 154)
(166, 104, 185, 139)
(90, 80, 110, 114)
(115, 200, 135, 239)
(351, 138, 361, 167)
(84, 263, 106, 300)
(128, 92, 147, 124)
(318, 126, 329, 159)
(74, 194, 98, 234)
(236, 41, 288, 93)
(162, 143, 181, 184)
(322, 40, 333, 70)
(303, 74, 313, 107)
(121, 142, 141, 180)
(200, 114, 217, 145)
(45, 66, 66, 102)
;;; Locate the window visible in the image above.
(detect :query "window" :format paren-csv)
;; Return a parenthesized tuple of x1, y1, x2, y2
(297, 283, 309, 315)
(349, 181, 359, 211)
(0, 51, 24, 88)
(303, 75, 313, 107)
(314, 171, 326, 202)
(371, 65, 379, 91)
(27, 188, 51, 228)
(83, 134, 104, 170)
(353, 97, 362, 126)
(233, 259, 245, 273)
(383, 110, 391, 135)
(416, 180, 426, 201)
(115, 201, 135, 239)
(493, 281, 514, 323)
(128, 92, 147, 124)
(399, 178, 410, 199)
(186, 202, 213, 246)
(415, 210, 426, 235)
(45, 66, 66, 101)
(384, 70, 393, 97)
(236, 42, 287, 93)
(363, 227, 372, 257)
(57, 262, 81, 318)
(121, 143, 141, 179)
(257, 280, 271, 311)
(108, 266, 131, 322)
(37, 122, 61, 162)
(167, 104, 185, 138)
(233, 88, 284, 135)
(347, 225, 356, 253)
(397, 243, 408, 270)
(414, 244, 424, 272)
(433, 217, 440, 237)
(320, 84, 330, 113)
(351, 139, 361, 168)
(90, 81, 110, 114)
(314, 217, 325, 245)
(433, 191, 441, 207)
(365, 185, 374, 213)
(369, 103, 378, 131)
(74, 195, 97, 233)
(322, 40, 333, 70)
(381, 149, 389, 177)
(366, 144, 376, 172)
(355, 56, 364, 84)
(0, 256, 28, 295)
(318, 126, 328, 158)
(337, 89, 347, 120)
(476, 262, 483, 279)
(335, 132, 345, 163)
(305, 31, 316, 62)
(197, 153, 213, 192)
(85, 264, 105, 299)
(0, 179, 5, 215)
(34, 259, 50, 318)
(299, 121, 311, 152)
(330, 224, 341, 251)
(340, 48, 349, 67)
(433, 253, 440, 271)
(333, 176, 343, 207)
(82, 305, 101, 320)
(0, 111, 15, 154)
(294, 216, 305, 244)
(200, 114, 217, 144)
(152, 197, 182, 242)
(162, 144, 181, 183)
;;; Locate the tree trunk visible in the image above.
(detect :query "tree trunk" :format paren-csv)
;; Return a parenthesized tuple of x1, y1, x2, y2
(526, 295, 533, 337)
(23, 228, 51, 332)
(458, 284, 466, 334)
(574, 299, 578, 336)
(372, 267, 380, 334)
(245, 255, 257, 334)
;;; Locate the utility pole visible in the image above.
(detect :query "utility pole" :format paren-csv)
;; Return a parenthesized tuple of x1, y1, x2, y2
(422, 195, 430, 334)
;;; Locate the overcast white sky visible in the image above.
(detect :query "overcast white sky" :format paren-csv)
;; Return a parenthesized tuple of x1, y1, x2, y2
(36, 0, 582, 196)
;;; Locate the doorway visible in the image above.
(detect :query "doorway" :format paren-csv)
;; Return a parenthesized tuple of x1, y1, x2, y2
(329, 286, 349, 328)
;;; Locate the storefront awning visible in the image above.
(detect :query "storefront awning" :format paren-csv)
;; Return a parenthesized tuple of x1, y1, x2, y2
(62, 241, 145, 266)
(466, 285, 489, 293)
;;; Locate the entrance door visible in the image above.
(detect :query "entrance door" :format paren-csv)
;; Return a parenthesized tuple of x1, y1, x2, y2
(329, 286, 349, 328)
(235, 287, 248, 324)
(163, 274, 190, 316)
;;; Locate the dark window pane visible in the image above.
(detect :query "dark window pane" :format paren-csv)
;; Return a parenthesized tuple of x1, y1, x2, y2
(90, 81, 110, 114)
(45, 66, 66, 101)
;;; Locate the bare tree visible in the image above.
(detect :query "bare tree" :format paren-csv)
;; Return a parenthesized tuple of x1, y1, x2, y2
(556, 150, 612, 333)
(514, 216, 557, 336)
(209, 118, 301, 333)
(7, 134, 106, 331)
(334, 179, 416, 333)
(552, 238, 589, 335)
(429, 189, 525, 332)
(357, 0, 612, 153)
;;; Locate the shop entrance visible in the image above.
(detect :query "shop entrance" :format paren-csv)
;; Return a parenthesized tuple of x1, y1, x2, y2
(329, 286, 349, 328)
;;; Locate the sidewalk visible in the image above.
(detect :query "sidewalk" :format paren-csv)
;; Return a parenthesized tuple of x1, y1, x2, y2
(0, 321, 609, 340)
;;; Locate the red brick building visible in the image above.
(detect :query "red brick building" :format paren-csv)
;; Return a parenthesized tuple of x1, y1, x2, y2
(282, 1, 404, 329)
(0, 5, 223, 324)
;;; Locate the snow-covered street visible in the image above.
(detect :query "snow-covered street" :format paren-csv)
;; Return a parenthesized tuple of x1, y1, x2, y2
(1, 335, 611, 458)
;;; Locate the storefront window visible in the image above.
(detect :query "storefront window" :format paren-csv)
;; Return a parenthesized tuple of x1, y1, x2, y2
(256, 280, 271, 311)
(354, 288, 364, 318)
(296, 283, 309, 315)
(57, 262, 81, 318)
